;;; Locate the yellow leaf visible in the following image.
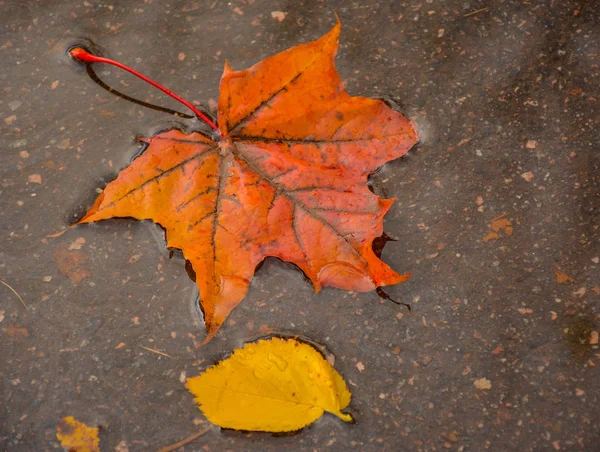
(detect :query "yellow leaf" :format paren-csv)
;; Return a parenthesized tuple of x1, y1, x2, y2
(56, 416, 99, 452)
(186, 337, 353, 432)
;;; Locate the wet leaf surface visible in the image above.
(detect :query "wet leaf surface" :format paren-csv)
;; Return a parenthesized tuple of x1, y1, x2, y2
(186, 337, 352, 432)
(77, 21, 417, 340)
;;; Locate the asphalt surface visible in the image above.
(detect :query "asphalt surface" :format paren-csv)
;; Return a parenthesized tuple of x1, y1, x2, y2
(1, 1, 599, 450)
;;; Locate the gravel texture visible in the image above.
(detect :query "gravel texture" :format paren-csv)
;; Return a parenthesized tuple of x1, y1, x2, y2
(1, 1, 599, 450)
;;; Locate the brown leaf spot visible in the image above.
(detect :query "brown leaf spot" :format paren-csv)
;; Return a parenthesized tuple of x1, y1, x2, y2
(474, 378, 492, 390)
(57, 418, 75, 436)
(54, 244, 90, 285)
(525, 140, 537, 149)
(3, 325, 29, 338)
(444, 431, 458, 443)
(490, 218, 512, 233)
(483, 231, 499, 242)
(68, 237, 86, 251)
(271, 11, 287, 22)
(28, 174, 42, 184)
(520, 171, 534, 182)
(483, 214, 513, 242)
(128, 253, 143, 264)
(555, 268, 575, 284)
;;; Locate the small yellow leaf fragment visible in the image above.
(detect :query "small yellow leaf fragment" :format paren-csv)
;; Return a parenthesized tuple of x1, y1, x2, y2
(56, 416, 99, 452)
(474, 378, 492, 390)
(186, 337, 352, 432)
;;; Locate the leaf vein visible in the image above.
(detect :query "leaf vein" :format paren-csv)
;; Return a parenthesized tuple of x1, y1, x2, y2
(102, 146, 217, 211)
(228, 31, 338, 135)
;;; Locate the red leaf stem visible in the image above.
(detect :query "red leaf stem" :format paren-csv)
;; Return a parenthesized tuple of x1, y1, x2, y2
(69, 47, 219, 132)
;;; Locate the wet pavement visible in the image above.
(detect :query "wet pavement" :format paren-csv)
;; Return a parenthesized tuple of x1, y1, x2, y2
(1, 0, 599, 450)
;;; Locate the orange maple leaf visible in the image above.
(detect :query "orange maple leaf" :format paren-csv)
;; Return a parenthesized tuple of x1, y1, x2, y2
(75, 21, 418, 340)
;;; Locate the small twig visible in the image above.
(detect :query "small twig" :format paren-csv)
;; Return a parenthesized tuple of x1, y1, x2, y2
(464, 7, 488, 17)
(0, 279, 28, 310)
(140, 346, 174, 359)
(158, 426, 212, 452)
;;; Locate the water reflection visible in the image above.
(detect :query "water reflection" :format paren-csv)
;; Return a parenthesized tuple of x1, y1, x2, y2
(84, 63, 195, 119)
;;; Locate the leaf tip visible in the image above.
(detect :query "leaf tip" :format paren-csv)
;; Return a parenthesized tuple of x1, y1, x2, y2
(337, 411, 354, 423)
(332, 11, 341, 27)
(379, 197, 397, 213)
(46, 226, 72, 239)
(199, 322, 222, 346)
